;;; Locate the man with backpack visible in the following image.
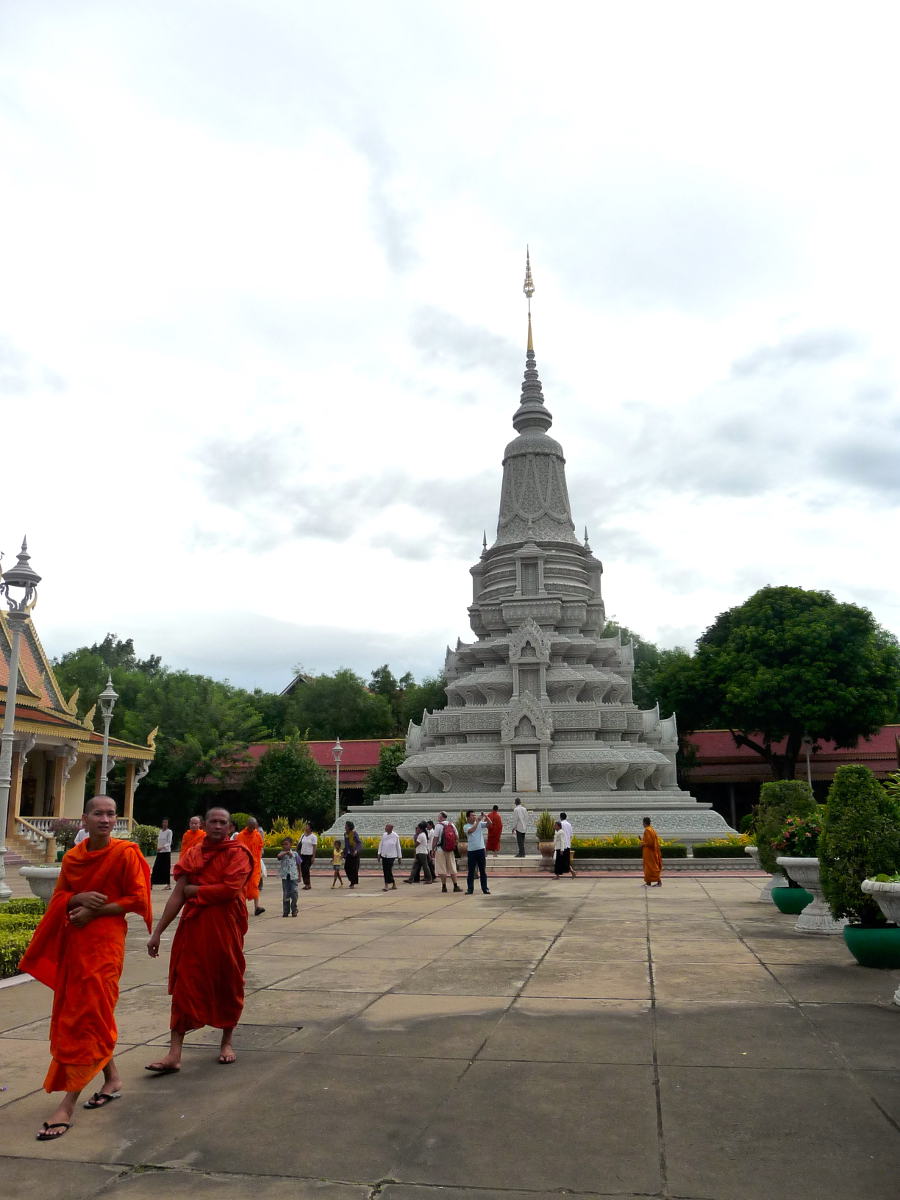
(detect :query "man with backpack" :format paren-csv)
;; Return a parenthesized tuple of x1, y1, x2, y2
(433, 811, 462, 894)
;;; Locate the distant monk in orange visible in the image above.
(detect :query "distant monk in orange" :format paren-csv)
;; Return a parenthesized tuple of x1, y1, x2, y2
(235, 815, 265, 916)
(486, 804, 503, 856)
(178, 815, 205, 861)
(146, 806, 253, 1071)
(641, 816, 663, 887)
(20, 794, 151, 1142)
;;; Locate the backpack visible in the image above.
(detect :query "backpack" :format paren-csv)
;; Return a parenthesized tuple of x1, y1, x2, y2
(440, 822, 458, 852)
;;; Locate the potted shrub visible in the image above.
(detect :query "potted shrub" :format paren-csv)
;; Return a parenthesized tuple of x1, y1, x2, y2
(754, 780, 817, 902)
(769, 814, 818, 915)
(776, 809, 847, 935)
(819, 765, 900, 967)
(534, 810, 556, 863)
(455, 811, 468, 855)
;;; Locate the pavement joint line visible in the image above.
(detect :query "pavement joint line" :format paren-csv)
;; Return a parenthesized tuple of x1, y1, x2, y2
(643, 880, 669, 1199)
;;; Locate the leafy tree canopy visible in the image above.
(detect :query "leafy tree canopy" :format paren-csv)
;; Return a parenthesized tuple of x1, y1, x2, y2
(284, 668, 394, 740)
(363, 741, 407, 803)
(654, 586, 900, 779)
(247, 735, 334, 829)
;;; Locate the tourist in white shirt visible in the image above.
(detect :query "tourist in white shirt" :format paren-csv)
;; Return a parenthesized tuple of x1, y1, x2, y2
(511, 798, 530, 857)
(557, 812, 576, 878)
(405, 822, 434, 884)
(378, 823, 402, 891)
(73, 824, 89, 846)
(151, 818, 173, 889)
(299, 823, 318, 890)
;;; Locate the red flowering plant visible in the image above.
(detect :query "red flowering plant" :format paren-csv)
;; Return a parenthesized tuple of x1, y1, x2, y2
(770, 813, 823, 887)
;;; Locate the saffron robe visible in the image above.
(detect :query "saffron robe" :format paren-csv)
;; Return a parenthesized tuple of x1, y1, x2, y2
(235, 826, 264, 900)
(485, 812, 503, 853)
(169, 839, 253, 1033)
(641, 825, 663, 885)
(178, 827, 205, 861)
(19, 838, 151, 1093)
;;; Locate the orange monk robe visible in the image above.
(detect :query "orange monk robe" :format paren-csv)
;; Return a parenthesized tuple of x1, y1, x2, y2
(485, 811, 503, 853)
(235, 826, 264, 900)
(178, 827, 205, 862)
(641, 825, 663, 885)
(169, 839, 253, 1033)
(19, 839, 151, 1093)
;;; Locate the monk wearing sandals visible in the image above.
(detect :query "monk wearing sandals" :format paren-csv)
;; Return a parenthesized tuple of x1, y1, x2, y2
(146, 806, 253, 1073)
(20, 794, 152, 1142)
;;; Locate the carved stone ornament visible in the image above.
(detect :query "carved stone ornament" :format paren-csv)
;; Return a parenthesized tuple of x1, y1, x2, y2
(508, 617, 551, 663)
(501, 694, 553, 745)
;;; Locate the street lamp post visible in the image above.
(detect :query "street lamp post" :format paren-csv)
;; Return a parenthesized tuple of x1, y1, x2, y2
(98, 675, 119, 796)
(0, 539, 42, 901)
(802, 735, 814, 793)
(332, 737, 343, 825)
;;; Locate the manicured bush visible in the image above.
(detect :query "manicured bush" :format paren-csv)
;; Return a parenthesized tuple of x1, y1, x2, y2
(0, 913, 41, 933)
(131, 823, 161, 856)
(661, 844, 688, 858)
(0, 898, 45, 916)
(692, 843, 750, 858)
(739, 813, 756, 835)
(570, 839, 687, 859)
(754, 780, 817, 873)
(0, 929, 33, 978)
(819, 765, 900, 927)
(230, 812, 252, 831)
(535, 811, 556, 841)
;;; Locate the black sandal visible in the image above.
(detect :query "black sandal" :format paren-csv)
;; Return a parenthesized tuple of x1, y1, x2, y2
(36, 1122, 71, 1141)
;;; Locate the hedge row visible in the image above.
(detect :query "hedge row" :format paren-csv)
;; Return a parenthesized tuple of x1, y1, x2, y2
(0, 914, 42, 933)
(0, 898, 44, 916)
(571, 844, 688, 859)
(692, 844, 749, 858)
(0, 930, 33, 978)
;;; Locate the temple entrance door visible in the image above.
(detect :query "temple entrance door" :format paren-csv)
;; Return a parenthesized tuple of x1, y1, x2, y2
(514, 750, 539, 792)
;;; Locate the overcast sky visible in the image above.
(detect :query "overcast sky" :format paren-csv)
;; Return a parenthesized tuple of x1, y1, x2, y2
(2, 0, 899, 695)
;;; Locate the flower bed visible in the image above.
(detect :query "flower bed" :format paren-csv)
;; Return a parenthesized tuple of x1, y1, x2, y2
(571, 837, 687, 859)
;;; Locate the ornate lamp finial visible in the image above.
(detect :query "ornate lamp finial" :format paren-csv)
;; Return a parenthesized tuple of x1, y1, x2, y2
(523, 247, 535, 352)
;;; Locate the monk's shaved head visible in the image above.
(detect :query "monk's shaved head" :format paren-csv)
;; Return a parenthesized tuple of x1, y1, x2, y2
(84, 794, 117, 816)
(205, 806, 230, 820)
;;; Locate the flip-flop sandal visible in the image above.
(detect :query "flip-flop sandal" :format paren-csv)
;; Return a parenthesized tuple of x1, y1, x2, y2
(217, 1053, 236, 1064)
(144, 1064, 181, 1075)
(36, 1122, 71, 1141)
(83, 1091, 121, 1109)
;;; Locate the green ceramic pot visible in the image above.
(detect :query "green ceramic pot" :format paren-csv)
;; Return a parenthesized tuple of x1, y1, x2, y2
(843, 925, 900, 969)
(771, 886, 813, 914)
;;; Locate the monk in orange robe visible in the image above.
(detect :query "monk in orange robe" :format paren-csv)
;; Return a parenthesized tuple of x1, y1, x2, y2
(146, 806, 253, 1071)
(20, 794, 151, 1141)
(486, 805, 503, 855)
(235, 816, 265, 916)
(178, 815, 205, 861)
(641, 816, 663, 887)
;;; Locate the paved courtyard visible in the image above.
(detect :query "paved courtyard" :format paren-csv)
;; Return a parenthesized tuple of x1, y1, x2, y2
(2, 873, 899, 1200)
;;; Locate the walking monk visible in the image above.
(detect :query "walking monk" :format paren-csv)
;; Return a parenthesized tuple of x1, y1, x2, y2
(640, 816, 663, 887)
(146, 807, 253, 1071)
(19, 794, 151, 1141)
(178, 814, 204, 861)
(235, 815, 266, 916)
(485, 804, 503, 857)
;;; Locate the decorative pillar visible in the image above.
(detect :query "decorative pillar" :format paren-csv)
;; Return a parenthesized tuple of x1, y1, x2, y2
(123, 762, 136, 826)
(51, 751, 66, 818)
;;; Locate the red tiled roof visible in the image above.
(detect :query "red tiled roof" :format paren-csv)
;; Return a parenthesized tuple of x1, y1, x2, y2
(686, 726, 900, 782)
(205, 739, 403, 788)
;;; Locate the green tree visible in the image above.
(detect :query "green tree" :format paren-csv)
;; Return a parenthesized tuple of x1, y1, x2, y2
(248, 735, 334, 829)
(603, 621, 664, 710)
(819, 765, 900, 926)
(653, 586, 900, 780)
(399, 674, 447, 727)
(363, 741, 407, 803)
(286, 668, 394, 739)
(752, 779, 817, 873)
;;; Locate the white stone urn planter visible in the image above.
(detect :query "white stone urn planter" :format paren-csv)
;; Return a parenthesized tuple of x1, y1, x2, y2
(860, 880, 900, 1006)
(745, 845, 788, 902)
(19, 864, 60, 903)
(776, 856, 847, 934)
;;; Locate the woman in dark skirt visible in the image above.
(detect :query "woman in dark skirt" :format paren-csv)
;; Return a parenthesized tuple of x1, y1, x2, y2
(150, 818, 173, 888)
(343, 820, 362, 889)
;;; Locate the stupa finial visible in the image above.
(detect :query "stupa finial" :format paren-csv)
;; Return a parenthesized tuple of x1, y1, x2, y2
(584, 527, 592, 551)
(523, 246, 535, 351)
(513, 247, 552, 435)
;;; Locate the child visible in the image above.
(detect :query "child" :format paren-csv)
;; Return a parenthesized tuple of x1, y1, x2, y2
(331, 838, 344, 888)
(277, 837, 300, 917)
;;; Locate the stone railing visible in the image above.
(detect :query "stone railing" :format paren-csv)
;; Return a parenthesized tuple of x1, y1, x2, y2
(14, 816, 57, 863)
(23, 816, 133, 838)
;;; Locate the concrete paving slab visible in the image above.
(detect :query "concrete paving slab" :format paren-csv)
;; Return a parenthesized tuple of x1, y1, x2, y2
(479, 997, 652, 1064)
(395, 1060, 660, 1194)
(95, 1170, 369, 1200)
(4, 983, 172, 1047)
(349, 934, 464, 961)
(565, 918, 647, 935)
(652, 962, 788, 1003)
(244, 955, 332, 988)
(523, 959, 651, 1000)
(432, 934, 552, 962)
(397, 959, 532, 996)
(251, 933, 380, 956)
(0, 978, 52, 1033)
(769, 962, 900, 1003)
(268, 958, 422, 992)
(862, 1069, 900, 1124)
(549, 935, 648, 961)
(241, 988, 380, 1028)
(319, 992, 511, 1058)
(800, 1003, 900, 1069)
(660, 1065, 900, 1200)
(743, 937, 861, 964)
(655, 1001, 841, 1068)
(5, 1158, 122, 1200)
(403, 918, 497, 935)
(649, 940, 759, 963)
(0, 1036, 57, 1106)
(380, 1188, 639, 1200)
